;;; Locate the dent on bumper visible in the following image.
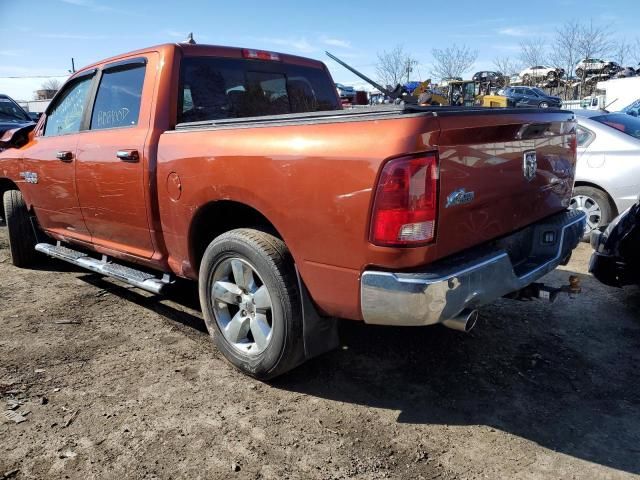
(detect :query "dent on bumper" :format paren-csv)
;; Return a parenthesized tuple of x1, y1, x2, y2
(361, 210, 586, 326)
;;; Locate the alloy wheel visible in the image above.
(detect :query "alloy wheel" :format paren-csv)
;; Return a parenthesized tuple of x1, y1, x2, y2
(211, 257, 274, 356)
(570, 195, 602, 235)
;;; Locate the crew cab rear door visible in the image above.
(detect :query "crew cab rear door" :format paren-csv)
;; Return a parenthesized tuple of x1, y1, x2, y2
(21, 70, 95, 241)
(75, 55, 156, 259)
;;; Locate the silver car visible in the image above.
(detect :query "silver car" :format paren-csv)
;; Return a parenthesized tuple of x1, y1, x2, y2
(571, 109, 640, 239)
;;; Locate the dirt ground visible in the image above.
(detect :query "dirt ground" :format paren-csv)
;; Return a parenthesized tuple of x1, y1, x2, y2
(0, 225, 639, 480)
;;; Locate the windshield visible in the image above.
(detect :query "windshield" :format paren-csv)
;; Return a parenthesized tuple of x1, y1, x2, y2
(0, 97, 31, 122)
(531, 87, 546, 96)
(593, 113, 640, 140)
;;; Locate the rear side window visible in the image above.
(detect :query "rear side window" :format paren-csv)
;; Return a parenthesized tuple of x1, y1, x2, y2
(576, 126, 595, 147)
(593, 113, 640, 140)
(178, 56, 340, 123)
(90, 64, 145, 130)
(44, 75, 93, 137)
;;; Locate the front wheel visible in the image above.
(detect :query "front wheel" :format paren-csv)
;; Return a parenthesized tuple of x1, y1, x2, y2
(570, 186, 615, 241)
(539, 101, 549, 108)
(198, 229, 303, 380)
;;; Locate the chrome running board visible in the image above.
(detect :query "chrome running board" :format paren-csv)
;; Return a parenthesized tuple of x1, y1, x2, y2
(35, 242, 171, 294)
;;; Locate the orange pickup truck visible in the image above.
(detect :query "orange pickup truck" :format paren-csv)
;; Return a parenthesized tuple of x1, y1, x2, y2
(0, 43, 585, 378)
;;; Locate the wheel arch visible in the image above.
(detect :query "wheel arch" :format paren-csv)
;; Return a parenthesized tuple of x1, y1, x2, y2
(573, 181, 619, 217)
(188, 200, 285, 275)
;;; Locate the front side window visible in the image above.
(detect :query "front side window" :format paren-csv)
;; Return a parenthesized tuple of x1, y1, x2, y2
(90, 64, 145, 130)
(44, 75, 93, 137)
(179, 56, 340, 123)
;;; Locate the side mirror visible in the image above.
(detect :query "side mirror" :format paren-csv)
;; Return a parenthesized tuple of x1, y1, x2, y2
(0, 124, 36, 150)
(28, 112, 42, 122)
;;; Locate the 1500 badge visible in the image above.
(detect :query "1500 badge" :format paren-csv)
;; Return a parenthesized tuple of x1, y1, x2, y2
(19, 171, 38, 184)
(445, 188, 475, 208)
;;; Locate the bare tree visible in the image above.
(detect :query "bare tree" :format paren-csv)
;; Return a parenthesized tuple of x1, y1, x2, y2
(576, 20, 613, 63)
(625, 37, 640, 67)
(519, 38, 547, 69)
(550, 21, 581, 99)
(40, 78, 62, 92)
(375, 46, 418, 88)
(614, 39, 633, 66)
(518, 38, 547, 85)
(430, 44, 478, 81)
(575, 20, 613, 96)
(492, 56, 521, 78)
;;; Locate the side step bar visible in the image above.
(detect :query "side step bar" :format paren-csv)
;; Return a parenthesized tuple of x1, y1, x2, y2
(35, 242, 172, 294)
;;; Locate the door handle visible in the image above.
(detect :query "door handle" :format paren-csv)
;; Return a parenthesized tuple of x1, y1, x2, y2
(56, 151, 73, 162)
(116, 149, 139, 163)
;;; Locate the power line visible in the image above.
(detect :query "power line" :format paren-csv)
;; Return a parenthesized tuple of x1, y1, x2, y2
(0, 74, 69, 79)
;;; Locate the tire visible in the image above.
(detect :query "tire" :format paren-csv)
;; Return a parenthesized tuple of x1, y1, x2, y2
(575, 68, 584, 79)
(2, 189, 39, 268)
(198, 228, 302, 380)
(539, 102, 549, 108)
(570, 186, 615, 242)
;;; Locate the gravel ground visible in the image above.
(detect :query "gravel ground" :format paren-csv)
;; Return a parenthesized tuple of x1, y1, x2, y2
(1, 225, 639, 480)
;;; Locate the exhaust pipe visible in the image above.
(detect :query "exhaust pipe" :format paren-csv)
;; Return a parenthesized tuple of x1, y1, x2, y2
(442, 309, 479, 333)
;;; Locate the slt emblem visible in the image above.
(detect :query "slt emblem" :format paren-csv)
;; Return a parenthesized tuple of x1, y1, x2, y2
(445, 188, 475, 208)
(523, 150, 537, 181)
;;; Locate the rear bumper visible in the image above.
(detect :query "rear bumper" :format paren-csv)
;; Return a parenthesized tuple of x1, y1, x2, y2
(360, 209, 586, 326)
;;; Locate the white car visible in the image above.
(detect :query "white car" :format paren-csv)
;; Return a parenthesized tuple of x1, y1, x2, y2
(570, 109, 640, 239)
(518, 65, 564, 82)
(575, 58, 621, 78)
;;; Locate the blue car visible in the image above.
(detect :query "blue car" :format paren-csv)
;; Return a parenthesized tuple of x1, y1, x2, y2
(0, 94, 34, 138)
(498, 86, 562, 108)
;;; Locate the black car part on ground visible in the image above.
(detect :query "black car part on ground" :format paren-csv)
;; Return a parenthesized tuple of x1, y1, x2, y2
(589, 200, 640, 287)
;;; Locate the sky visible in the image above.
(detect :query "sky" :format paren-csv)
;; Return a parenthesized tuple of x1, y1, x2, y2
(1, 0, 638, 100)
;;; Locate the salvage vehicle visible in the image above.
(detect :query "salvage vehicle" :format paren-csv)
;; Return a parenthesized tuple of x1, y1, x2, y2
(0, 42, 585, 379)
(0, 94, 34, 139)
(570, 110, 640, 240)
(335, 83, 356, 101)
(519, 65, 565, 84)
(575, 58, 621, 79)
(498, 87, 562, 109)
(590, 199, 640, 287)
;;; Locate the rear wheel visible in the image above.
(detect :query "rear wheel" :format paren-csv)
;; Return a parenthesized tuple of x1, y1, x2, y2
(2, 190, 39, 268)
(198, 229, 302, 380)
(570, 186, 615, 241)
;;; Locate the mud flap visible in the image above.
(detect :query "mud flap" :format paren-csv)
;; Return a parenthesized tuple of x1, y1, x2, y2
(296, 268, 340, 360)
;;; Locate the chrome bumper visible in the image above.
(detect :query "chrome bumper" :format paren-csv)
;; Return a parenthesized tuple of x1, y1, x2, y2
(361, 210, 586, 326)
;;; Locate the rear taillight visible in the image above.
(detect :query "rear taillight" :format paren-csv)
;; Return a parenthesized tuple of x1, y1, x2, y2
(242, 49, 281, 61)
(370, 152, 439, 246)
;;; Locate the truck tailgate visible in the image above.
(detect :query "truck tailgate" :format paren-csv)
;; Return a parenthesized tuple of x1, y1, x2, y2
(434, 110, 576, 257)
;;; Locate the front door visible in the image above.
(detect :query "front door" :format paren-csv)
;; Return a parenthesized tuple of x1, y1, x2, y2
(21, 72, 95, 241)
(75, 55, 156, 259)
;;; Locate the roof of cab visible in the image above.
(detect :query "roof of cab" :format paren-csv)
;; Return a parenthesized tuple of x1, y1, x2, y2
(72, 42, 327, 79)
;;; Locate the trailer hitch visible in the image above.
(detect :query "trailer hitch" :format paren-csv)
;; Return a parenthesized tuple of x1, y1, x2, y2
(508, 275, 582, 303)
